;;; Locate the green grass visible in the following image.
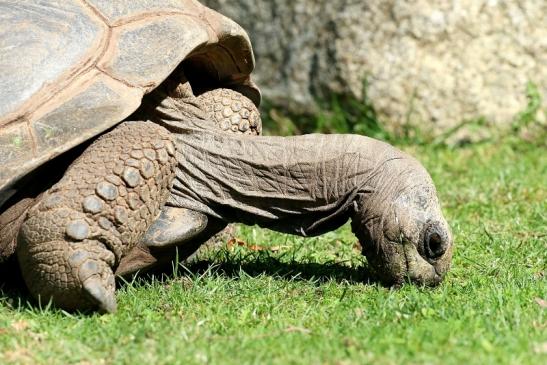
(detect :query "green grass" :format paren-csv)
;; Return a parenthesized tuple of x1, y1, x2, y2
(1, 136, 546, 364)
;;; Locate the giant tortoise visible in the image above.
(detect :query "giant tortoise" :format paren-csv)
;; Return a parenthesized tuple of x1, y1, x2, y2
(0, 0, 453, 313)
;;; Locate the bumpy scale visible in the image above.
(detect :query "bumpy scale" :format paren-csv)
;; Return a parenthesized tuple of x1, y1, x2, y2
(197, 89, 262, 135)
(17, 122, 176, 312)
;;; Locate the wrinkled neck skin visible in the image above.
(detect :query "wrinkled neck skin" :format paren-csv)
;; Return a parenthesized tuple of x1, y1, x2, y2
(142, 85, 453, 286)
(131, 77, 416, 238)
(120, 73, 440, 243)
(163, 118, 411, 237)
(138, 79, 412, 236)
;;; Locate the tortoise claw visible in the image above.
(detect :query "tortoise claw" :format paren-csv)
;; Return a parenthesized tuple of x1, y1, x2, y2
(82, 276, 117, 314)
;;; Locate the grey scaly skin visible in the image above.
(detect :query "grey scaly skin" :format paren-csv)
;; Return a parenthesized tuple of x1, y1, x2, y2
(119, 80, 453, 286)
(14, 83, 261, 313)
(161, 120, 453, 286)
(17, 122, 177, 313)
(15, 80, 453, 313)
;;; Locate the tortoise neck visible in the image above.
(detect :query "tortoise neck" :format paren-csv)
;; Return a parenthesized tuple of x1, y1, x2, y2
(167, 126, 406, 237)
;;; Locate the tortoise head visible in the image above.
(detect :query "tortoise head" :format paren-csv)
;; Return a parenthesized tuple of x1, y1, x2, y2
(352, 157, 453, 286)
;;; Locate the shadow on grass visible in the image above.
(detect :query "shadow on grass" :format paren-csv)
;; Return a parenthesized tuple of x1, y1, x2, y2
(187, 257, 372, 285)
(133, 251, 374, 288)
(0, 251, 375, 313)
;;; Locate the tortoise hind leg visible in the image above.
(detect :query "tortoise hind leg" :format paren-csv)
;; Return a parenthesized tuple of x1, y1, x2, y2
(17, 121, 176, 312)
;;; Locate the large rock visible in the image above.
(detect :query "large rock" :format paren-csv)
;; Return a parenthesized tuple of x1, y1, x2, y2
(203, 0, 547, 135)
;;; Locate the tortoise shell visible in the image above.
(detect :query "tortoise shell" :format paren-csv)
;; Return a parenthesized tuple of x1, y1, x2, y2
(0, 0, 259, 207)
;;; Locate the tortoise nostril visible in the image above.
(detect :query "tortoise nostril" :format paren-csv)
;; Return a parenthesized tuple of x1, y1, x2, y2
(425, 231, 447, 259)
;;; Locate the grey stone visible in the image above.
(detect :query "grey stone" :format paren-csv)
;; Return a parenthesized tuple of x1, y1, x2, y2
(203, 0, 547, 137)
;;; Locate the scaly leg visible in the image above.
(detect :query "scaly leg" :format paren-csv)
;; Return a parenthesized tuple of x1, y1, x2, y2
(17, 122, 176, 312)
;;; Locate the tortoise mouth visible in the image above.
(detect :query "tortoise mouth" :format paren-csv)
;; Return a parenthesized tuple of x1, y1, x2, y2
(402, 239, 452, 286)
(364, 237, 452, 287)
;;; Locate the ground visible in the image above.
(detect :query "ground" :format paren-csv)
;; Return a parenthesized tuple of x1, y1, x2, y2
(0, 130, 545, 364)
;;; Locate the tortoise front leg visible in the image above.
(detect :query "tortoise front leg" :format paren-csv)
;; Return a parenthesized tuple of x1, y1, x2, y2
(117, 88, 262, 276)
(17, 122, 176, 313)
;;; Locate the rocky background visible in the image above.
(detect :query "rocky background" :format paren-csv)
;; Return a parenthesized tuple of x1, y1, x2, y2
(203, 0, 546, 138)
